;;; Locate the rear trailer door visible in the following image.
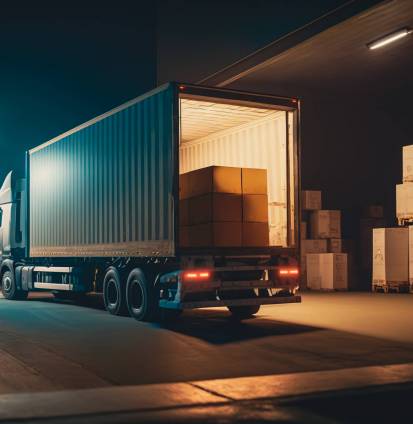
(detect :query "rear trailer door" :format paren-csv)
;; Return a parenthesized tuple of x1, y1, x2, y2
(177, 85, 299, 254)
(28, 84, 177, 257)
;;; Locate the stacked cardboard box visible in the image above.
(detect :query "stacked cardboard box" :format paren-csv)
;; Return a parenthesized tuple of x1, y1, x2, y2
(301, 190, 349, 290)
(372, 227, 408, 286)
(396, 145, 413, 222)
(360, 213, 386, 289)
(180, 166, 269, 248)
(241, 168, 269, 247)
(399, 146, 413, 287)
(306, 253, 348, 290)
(371, 145, 413, 292)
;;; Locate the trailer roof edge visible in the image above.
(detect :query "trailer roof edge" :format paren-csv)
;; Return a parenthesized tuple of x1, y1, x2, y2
(29, 82, 173, 154)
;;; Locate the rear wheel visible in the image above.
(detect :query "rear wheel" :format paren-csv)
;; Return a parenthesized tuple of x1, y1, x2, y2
(222, 288, 260, 320)
(1, 269, 28, 300)
(228, 304, 260, 320)
(126, 268, 158, 322)
(103, 267, 127, 315)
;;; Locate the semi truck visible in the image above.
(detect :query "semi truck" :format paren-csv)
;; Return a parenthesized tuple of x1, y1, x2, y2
(0, 83, 301, 321)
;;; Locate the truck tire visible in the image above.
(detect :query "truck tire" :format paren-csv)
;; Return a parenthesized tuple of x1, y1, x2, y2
(1, 269, 28, 300)
(221, 288, 260, 320)
(103, 267, 127, 316)
(126, 268, 157, 322)
(228, 304, 260, 320)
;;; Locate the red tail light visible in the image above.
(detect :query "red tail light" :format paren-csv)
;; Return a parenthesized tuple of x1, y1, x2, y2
(182, 270, 212, 282)
(279, 267, 299, 277)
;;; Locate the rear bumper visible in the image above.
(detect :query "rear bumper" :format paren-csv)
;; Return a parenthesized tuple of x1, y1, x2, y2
(160, 295, 301, 310)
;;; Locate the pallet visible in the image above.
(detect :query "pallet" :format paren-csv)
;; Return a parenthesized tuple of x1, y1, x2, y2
(372, 281, 410, 294)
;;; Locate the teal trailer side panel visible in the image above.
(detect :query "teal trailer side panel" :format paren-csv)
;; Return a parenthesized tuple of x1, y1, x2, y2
(29, 84, 176, 257)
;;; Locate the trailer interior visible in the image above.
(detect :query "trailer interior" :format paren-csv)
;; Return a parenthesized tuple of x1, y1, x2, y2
(178, 93, 297, 250)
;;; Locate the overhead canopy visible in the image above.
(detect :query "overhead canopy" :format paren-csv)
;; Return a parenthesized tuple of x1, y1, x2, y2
(201, 0, 413, 96)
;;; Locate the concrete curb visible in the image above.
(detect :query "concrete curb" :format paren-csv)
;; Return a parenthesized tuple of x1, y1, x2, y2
(1, 362, 413, 422)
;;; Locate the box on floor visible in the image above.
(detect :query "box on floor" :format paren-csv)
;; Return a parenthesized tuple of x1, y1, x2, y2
(306, 253, 348, 290)
(372, 227, 408, 283)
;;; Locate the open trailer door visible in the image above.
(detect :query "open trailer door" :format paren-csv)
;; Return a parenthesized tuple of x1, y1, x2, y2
(176, 84, 299, 256)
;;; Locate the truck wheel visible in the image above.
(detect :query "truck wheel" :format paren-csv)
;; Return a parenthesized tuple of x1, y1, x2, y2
(103, 267, 127, 316)
(126, 268, 157, 322)
(1, 269, 28, 300)
(228, 305, 260, 320)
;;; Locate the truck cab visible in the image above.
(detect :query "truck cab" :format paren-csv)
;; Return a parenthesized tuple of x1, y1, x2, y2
(0, 171, 26, 259)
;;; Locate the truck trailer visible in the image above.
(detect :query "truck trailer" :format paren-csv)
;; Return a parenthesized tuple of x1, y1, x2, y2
(0, 83, 301, 321)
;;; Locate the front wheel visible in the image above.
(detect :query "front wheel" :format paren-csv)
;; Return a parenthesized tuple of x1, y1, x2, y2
(103, 267, 127, 316)
(1, 269, 28, 300)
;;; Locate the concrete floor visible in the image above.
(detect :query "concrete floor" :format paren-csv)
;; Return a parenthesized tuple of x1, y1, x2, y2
(0, 291, 413, 394)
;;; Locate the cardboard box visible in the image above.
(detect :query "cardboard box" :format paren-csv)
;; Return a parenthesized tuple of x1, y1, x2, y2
(301, 239, 328, 255)
(241, 168, 267, 194)
(372, 227, 408, 283)
(242, 222, 269, 246)
(300, 239, 327, 289)
(310, 210, 341, 239)
(403, 145, 413, 182)
(300, 256, 307, 287)
(302, 190, 322, 210)
(363, 205, 384, 218)
(180, 166, 242, 199)
(409, 226, 413, 284)
(179, 173, 190, 199)
(359, 218, 386, 271)
(301, 222, 307, 240)
(306, 253, 348, 290)
(328, 239, 342, 253)
(189, 222, 242, 247)
(179, 199, 189, 226)
(242, 194, 268, 222)
(188, 193, 242, 225)
(396, 183, 413, 218)
(328, 239, 352, 253)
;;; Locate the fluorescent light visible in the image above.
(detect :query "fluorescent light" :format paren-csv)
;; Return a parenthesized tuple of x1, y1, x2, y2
(367, 28, 411, 50)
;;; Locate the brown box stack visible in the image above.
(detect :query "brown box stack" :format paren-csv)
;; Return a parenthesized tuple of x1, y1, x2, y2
(180, 166, 242, 247)
(241, 168, 269, 246)
(180, 166, 269, 248)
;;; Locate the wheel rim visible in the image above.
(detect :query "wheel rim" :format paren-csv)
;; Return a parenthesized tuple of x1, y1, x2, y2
(129, 279, 144, 313)
(107, 278, 119, 306)
(2, 274, 12, 293)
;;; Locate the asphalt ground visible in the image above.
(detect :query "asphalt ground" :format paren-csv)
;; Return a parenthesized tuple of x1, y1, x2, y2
(0, 291, 412, 394)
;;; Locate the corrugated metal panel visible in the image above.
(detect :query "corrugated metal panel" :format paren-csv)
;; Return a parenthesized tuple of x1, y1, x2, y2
(179, 110, 288, 247)
(29, 85, 176, 257)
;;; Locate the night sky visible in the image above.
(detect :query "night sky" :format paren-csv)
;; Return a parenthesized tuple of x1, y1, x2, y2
(0, 1, 348, 183)
(0, 2, 156, 181)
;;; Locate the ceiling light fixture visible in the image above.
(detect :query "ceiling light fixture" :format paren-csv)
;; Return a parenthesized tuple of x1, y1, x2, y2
(367, 28, 412, 50)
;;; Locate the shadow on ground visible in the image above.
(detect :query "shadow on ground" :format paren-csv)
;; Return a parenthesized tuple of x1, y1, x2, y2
(157, 309, 322, 344)
(28, 292, 322, 344)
